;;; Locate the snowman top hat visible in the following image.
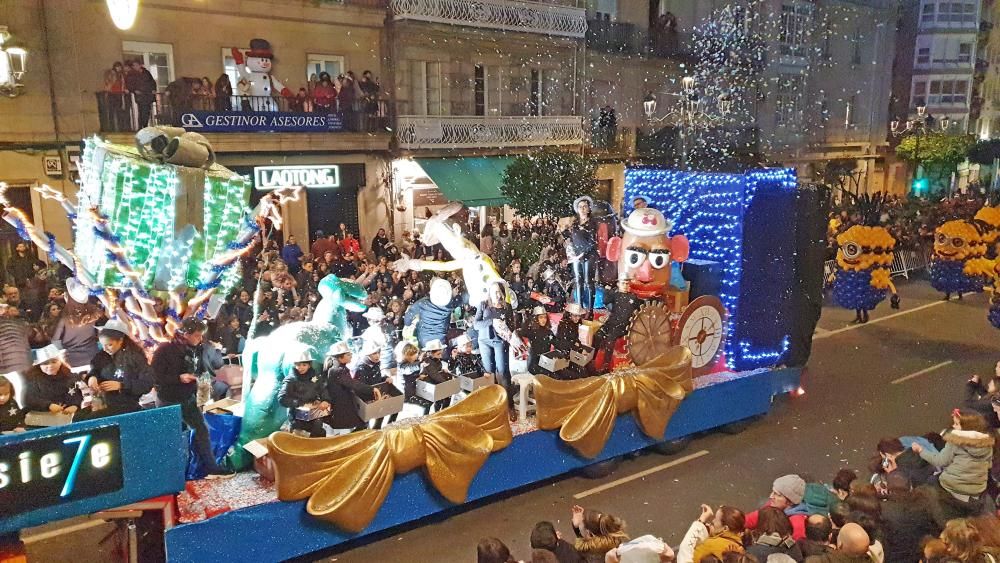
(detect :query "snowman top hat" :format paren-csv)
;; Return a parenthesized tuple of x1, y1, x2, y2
(248, 38, 274, 59)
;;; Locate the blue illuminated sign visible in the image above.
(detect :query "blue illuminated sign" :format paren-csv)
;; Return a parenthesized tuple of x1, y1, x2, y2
(179, 111, 344, 133)
(0, 425, 122, 518)
(0, 407, 186, 534)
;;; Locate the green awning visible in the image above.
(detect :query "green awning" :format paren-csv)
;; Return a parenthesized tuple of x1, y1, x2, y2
(415, 157, 513, 207)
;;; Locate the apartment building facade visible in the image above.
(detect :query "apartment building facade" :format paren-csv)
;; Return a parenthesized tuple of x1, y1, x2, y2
(1, 0, 391, 254)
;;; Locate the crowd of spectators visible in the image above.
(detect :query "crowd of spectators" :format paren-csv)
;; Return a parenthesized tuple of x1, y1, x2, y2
(476, 382, 1000, 563)
(97, 60, 386, 133)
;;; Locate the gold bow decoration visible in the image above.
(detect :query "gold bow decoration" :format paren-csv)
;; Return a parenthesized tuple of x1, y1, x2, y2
(534, 346, 694, 459)
(266, 385, 513, 532)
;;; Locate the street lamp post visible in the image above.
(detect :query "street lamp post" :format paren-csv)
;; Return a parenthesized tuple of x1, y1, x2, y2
(0, 26, 27, 98)
(891, 106, 956, 195)
(643, 76, 731, 169)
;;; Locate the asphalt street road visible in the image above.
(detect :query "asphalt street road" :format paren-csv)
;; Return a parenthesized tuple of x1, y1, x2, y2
(318, 279, 1000, 563)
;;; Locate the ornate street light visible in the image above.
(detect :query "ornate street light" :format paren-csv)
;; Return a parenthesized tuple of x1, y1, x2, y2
(643, 76, 733, 168)
(0, 26, 27, 98)
(890, 105, 935, 194)
(106, 0, 139, 31)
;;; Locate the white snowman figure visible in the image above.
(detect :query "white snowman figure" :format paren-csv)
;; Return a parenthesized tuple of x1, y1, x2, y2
(231, 38, 290, 112)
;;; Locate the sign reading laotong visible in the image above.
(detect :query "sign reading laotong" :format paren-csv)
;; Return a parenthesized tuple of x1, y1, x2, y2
(254, 165, 341, 189)
(180, 111, 344, 133)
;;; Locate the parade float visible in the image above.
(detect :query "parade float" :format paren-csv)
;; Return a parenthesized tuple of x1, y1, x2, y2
(0, 130, 818, 560)
(162, 167, 814, 562)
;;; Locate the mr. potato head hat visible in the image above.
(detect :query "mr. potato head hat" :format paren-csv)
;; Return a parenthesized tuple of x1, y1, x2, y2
(622, 208, 671, 238)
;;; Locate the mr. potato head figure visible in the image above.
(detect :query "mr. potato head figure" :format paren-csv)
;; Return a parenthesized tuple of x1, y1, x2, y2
(592, 208, 689, 370)
(607, 208, 689, 299)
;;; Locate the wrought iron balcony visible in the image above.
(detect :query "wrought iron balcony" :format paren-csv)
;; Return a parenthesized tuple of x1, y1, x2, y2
(390, 0, 587, 38)
(395, 115, 584, 149)
(586, 20, 691, 59)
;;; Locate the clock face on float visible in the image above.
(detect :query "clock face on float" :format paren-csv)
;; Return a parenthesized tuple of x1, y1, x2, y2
(0, 425, 123, 518)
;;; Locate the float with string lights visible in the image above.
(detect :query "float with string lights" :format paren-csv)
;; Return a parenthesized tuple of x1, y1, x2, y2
(0, 130, 301, 347)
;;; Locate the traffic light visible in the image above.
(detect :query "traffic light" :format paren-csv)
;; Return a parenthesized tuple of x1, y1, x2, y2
(911, 177, 929, 196)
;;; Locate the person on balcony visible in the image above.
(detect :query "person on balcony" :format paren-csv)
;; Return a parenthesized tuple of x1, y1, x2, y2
(125, 59, 157, 129)
(313, 72, 337, 115)
(338, 72, 358, 130)
(102, 61, 129, 132)
(215, 74, 233, 112)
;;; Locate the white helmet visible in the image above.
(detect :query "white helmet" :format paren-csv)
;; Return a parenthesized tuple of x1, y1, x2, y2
(288, 346, 317, 364)
(429, 278, 453, 308)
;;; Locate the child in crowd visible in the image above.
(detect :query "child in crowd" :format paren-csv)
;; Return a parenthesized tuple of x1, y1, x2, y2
(419, 339, 453, 413)
(396, 341, 432, 414)
(0, 375, 25, 432)
(355, 340, 394, 428)
(555, 302, 586, 353)
(451, 334, 483, 380)
(277, 347, 330, 437)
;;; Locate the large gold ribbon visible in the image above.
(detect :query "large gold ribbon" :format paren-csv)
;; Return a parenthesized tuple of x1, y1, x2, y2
(266, 385, 512, 532)
(534, 346, 694, 459)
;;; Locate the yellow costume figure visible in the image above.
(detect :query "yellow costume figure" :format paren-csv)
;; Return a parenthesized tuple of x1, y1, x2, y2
(828, 193, 899, 323)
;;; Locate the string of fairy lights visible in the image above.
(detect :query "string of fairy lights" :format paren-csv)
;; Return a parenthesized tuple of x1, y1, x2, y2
(0, 136, 299, 348)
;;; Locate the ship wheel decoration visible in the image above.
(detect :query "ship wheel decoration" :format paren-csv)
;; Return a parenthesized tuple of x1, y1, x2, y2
(626, 302, 674, 366)
(673, 295, 727, 376)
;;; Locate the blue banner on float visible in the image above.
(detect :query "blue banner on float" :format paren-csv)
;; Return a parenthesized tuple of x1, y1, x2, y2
(179, 111, 345, 133)
(0, 406, 186, 534)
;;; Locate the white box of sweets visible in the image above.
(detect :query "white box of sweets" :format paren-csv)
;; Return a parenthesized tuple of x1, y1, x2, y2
(459, 373, 495, 392)
(415, 377, 461, 402)
(353, 383, 404, 421)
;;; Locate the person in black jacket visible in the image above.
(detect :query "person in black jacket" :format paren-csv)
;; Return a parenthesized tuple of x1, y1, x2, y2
(522, 306, 554, 374)
(355, 340, 394, 428)
(22, 343, 81, 416)
(0, 375, 25, 432)
(562, 196, 599, 312)
(151, 318, 233, 479)
(323, 341, 377, 432)
(881, 472, 940, 563)
(451, 334, 483, 379)
(84, 319, 153, 417)
(419, 339, 453, 414)
(277, 347, 329, 438)
(530, 521, 584, 563)
(965, 371, 1000, 427)
(554, 303, 586, 353)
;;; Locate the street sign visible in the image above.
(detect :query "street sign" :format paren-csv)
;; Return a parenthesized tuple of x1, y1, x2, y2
(180, 111, 344, 133)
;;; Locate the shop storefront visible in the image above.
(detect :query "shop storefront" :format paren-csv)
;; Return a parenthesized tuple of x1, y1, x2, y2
(219, 153, 390, 251)
(392, 156, 515, 236)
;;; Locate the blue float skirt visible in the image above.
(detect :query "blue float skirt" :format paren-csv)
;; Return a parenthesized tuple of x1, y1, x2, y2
(929, 259, 986, 295)
(832, 269, 886, 311)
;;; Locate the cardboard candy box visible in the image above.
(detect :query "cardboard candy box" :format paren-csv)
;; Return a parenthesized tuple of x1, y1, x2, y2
(539, 351, 570, 373)
(459, 373, 495, 392)
(415, 377, 461, 402)
(293, 404, 331, 421)
(354, 383, 404, 421)
(569, 342, 595, 367)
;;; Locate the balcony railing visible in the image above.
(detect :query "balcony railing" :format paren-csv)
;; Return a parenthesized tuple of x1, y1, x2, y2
(390, 0, 587, 38)
(95, 92, 389, 134)
(587, 124, 635, 156)
(396, 115, 584, 149)
(586, 20, 691, 59)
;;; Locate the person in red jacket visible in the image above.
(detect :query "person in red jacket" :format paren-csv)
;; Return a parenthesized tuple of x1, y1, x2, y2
(744, 474, 809, 540)
(339, 231, 361, 256)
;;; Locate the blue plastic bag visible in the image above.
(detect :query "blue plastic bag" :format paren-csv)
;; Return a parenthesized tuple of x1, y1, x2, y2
(185, 412, 242, 480)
